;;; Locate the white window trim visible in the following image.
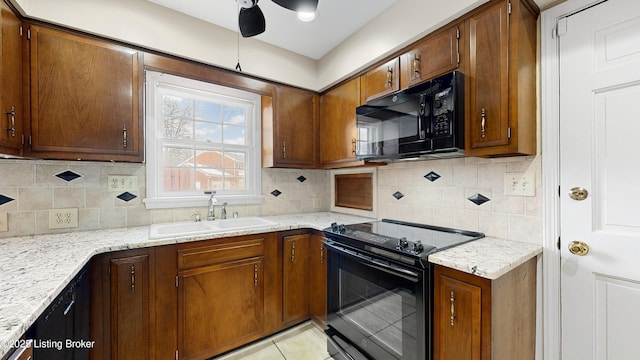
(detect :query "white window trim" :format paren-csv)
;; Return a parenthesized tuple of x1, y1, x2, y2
(143, 71, 263, 209)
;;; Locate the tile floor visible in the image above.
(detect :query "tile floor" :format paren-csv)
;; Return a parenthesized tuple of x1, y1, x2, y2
(214, 321, 332, 360)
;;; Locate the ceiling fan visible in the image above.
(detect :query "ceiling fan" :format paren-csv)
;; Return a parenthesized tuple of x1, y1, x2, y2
(237, 0, 319, 37)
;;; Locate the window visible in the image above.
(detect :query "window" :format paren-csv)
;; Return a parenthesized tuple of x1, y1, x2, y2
(144, 71, 262, 209)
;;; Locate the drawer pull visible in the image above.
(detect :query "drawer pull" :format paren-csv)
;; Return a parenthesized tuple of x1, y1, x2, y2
(5, 106, 16, 137)
(123, 124, 128, 148)
(480, 108, 487, 138)
(130, 264, 136, 293)
(450, 291, 456, 326)
(254, 264, 259, 287)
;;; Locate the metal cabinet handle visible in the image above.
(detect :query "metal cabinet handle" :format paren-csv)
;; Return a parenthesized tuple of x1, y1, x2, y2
(351, 138, 357, 155)
(290, 241, 296, 262)
(130, 264, 135, 293)
(123, 124, 128, 148)
(254, 264, 259, 287)
(413, 54, 421, 76)
(5, 106, 15, 137)
(450, 291, 456, 326)
(320, 245, 325, 264)
(480, 108, 486, 138)
(282, 141, 286, 159)
(386, 66, 393, 85)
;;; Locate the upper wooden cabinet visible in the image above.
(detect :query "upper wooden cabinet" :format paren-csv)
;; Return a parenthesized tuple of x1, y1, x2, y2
(0, 2, 22, 156)
(24, 25, 144, 162)
(401, 24, 461, 89)
(263, 86, 319, 168)
(465, 0, 538, 157)
(360, 57, 400, 104)
(320, 77, 363, 168)
(433, 258, 537, 360)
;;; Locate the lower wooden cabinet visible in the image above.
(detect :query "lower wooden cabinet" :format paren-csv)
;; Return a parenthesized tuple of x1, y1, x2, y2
(91, 248, 155, 360)
(308, 233, 327, 324)
(433, 258, 536, 360)
(282, 233, 310, 327)
(175, 233, 275, 360)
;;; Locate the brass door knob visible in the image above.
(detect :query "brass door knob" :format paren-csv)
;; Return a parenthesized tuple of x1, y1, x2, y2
(569, 187, 589, 201)
(568, 241, 590, 256)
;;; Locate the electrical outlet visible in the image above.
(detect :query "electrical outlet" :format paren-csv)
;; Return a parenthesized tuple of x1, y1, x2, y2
(504, 172, 536, 197)
(49, 208, 79, 229)
(0, 212, 7, 232)
(108, 175, 138, 192)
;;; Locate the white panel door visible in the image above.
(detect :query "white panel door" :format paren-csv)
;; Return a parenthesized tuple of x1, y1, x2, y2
(560, 0, 640, 359)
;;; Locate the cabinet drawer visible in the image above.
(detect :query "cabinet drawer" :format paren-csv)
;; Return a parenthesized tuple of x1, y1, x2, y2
(178, 237, 265, 270)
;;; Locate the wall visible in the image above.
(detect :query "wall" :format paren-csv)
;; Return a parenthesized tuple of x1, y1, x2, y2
(0, 160, 329, 238)
(0, 155, 541, 244)
(375, 155, 542, 244)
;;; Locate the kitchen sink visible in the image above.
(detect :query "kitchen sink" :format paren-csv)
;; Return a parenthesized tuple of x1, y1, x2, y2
(148, 217, 278, 239)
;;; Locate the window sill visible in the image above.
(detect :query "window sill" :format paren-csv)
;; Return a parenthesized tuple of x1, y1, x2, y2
(143, 195, 263, 210)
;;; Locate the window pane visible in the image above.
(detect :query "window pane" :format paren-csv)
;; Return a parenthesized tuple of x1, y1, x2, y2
(195, 121, 222, 143)
(224, 152, 246, 191)
(223, 125, 245, 145)
(163, 147, 196, 191)
(163, 95, 194, 140)
(195, 101, 222, 122)
(194, 150, 224, 190)
(223, 105, 246, 126)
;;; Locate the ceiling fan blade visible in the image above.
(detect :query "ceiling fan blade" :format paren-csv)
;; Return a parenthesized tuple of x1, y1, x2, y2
(239, 5, 266, 37)
(272, 0, 318, 12)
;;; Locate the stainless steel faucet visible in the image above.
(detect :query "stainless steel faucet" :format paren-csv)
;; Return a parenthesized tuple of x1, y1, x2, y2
(205, 191, 217, 221)
(221, 202, 228, 220)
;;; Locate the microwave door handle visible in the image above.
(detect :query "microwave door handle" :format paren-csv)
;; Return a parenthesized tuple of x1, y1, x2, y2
(419, 94, 429, 139)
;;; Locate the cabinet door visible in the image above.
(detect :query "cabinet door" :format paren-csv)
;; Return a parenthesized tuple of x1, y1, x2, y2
(26, 25, 143, 162)
(320, 78, 362, 168)
(0, 2, 22, 156)
(467, 1, 510, 151)
(178, 257, 264, 360)
(282, 234, 310, 326)
(404, 25, 460, 87)
(109, 254, 151, 360)
(361, 57, 400, 103)
(272, 86, 318, 168)
(308, 234, 327, 323)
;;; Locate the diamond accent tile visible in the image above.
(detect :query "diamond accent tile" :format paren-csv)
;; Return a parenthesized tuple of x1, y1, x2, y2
(271, 189, 282, 197)
(0, 194, 14, 206)
(392, 191, 404, 200)
(55, 170, 82, 182)
(117, 192, 137, 202)
(297, 176, 307, 183)
(424, 171, 441, 182)
(468, 193, 490, 206)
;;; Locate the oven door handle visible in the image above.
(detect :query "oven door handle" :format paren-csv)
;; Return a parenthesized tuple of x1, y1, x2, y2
(324, 242, 421, 283)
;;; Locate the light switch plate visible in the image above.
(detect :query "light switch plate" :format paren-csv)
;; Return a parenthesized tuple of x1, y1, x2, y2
(49, 208, 79, 229)
(504, 172, 536, 197)
(108, 175, 138, 192)
(0, 212, 7, 232)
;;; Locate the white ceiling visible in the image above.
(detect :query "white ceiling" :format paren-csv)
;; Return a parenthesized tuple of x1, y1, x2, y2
(146, 0, 398, 60)
(147, 0, 558, 61)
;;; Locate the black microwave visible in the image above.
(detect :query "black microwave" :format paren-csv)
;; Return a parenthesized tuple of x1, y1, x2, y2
(356, 71, 464, 161)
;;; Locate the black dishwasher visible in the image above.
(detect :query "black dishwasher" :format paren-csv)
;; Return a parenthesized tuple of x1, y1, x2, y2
(28, 267, 91, 359)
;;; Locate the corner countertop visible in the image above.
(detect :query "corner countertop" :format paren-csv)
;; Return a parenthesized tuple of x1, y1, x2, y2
(0, 212, 541, 357)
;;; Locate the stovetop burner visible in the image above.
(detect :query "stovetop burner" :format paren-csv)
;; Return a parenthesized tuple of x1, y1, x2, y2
(324, 219, 484, 267)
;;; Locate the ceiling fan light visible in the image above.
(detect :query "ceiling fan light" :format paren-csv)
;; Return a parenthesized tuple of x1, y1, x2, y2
(239, 5, 266, 37)
(272, 0, 318, 12)
(297, 11, 316, 22)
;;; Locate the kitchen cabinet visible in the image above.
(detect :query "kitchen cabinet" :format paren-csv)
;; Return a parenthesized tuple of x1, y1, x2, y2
(0, 2, 22, 156)
(282, 233, 310, 327)
(308, 232, 327, 324)
(176, 234, 275, 360)
(320, 77, 363, 168)
(433, 258, 536, 360)
(360, 57, 400, 104)
(262, 86, 319, 168)
(24, 24, 143, 162)
(464, 0, 538, 157)
(91, 249, 155, 360)
(401, 24, 461, 89)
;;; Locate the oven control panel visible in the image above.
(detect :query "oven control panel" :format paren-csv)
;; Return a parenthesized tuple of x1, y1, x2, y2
(328, 222, 429, 256)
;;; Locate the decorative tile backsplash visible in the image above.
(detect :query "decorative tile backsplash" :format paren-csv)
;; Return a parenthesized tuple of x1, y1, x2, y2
(0, 156, 542, 245)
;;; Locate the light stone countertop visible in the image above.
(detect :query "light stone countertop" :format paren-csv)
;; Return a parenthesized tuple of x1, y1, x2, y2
(0, 212, 541, 357)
